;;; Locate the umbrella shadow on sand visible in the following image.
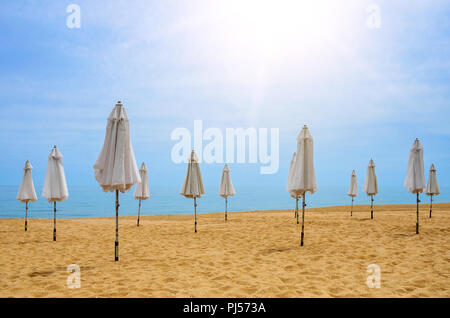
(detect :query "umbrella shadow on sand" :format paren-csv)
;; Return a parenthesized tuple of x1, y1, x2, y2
(159, 231, 193, 236)
(28, 269, 56, 277)
(393, 233, 416, 238)
(261, 247, 294, 255)
(18, 240, 50, 245)
(353, 217, 373, 221)
(28, 265, 95, 278)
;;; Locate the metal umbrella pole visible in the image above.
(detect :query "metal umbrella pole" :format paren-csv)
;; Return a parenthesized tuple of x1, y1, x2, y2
(194, 197, 198, 233)
(225, 197, 228, 221)
(429, 195, 433, 218)
(351, 197, 354, 217)
(416, 193, 420, 234)
(53, 202, 57, 241)
(115, 190, 119, 261)
(370, 195, 374, 219)
(294, 196, 298, 220)
(25, 201, 28, 232)
(137, 199, 141, 227)
(300, 193, 306, 247)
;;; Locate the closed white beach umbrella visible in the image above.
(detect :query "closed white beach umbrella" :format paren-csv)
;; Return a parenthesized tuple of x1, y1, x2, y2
(17, 160, 38, 231)
(286, 152, 296, 193)
(134, 162, 150, 226)
(404, 139, 426, 193)
(426, 164, 440, 218)
(426, 164, 440, 196)
(287, 125, 317, 246)
(362, 159, 378, 219)
(286, 152, 300, 222)
(347, 170, 358, 216)
(219, 164, 235, 221)
(404, 138, 425, 234)
(42, 146, 69, 241)
(93, 101, 141, 261)
(180, 150, 205, 232)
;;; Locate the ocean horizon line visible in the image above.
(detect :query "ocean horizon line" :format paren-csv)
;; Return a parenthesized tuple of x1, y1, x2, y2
(2, 202, 449, 221)
(2, 185, 448, 219)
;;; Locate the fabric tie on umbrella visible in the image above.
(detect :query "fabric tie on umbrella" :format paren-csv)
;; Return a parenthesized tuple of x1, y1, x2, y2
(134, 162, 150, 226)
(425, 164, 440, 218)
(287, 125, 317, 246)
(180, 150, 205, 232)
(93, 101, 140, 261)
(348, 170, 357, 216)
(290, 192, 299, 199)
(219, 164, 235, 221)
(42, 146, 68, 241)
(17, 160, 37, 231)
(404, 138, 425, 234)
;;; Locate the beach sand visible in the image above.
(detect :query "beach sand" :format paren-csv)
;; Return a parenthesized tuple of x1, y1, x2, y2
(0, 203, 449, 298)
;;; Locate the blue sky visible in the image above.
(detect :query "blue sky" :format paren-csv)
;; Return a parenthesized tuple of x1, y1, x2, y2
(0, 0, 449, 187)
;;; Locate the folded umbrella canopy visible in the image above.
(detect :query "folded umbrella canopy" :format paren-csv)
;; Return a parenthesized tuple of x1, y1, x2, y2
(426, 164, 440, 218)
(17, 160, 38, 231)
(93, 101, 141, 261)
(362, 159, 378, 219)
(287, 125, 317, 246)
(348, 170, 358, 216)
(404, 138, 425, 234)
(180, 150, 205, 232)
(286, 152, 301, 223)
(42, 146, 69, 241)
(134, 162, 150, 226)
(219, 164, 235, 221)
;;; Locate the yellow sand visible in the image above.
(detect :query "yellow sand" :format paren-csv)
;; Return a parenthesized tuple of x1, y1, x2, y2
(0, 203, 449, 298)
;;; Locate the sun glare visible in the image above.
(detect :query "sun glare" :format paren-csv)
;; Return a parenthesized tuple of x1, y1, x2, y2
(210, 0, 347, 60)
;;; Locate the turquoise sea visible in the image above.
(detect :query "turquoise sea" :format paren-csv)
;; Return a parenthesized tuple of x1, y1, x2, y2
(0, 185, 447, 219)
